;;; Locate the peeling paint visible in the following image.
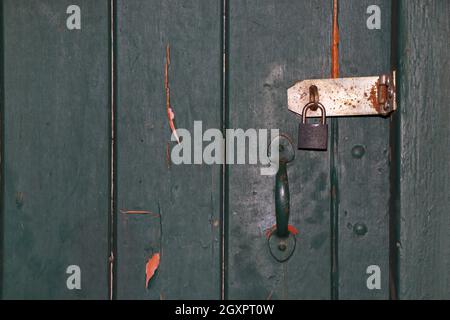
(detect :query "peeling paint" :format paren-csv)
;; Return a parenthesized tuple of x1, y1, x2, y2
(165, 44, 180, 144)
(120, 209, 159, 217)
(265, 224, 299, 239)
(331, 0, 339, 79)
(146, 253, 160, 288)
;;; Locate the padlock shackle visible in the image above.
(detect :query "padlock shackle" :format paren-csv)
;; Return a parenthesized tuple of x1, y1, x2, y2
(301, 102, 326, 123)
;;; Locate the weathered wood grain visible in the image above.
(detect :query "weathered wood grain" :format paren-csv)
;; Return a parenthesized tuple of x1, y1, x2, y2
(2, 0, 110, 299)
(228, 0, 332, 299)
(397, 0, 450, 299)
(115, 0, 221, 299)
(336, 0, 391, 299)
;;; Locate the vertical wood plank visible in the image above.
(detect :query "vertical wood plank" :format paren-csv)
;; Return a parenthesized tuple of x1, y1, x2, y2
(397, 0, 450, 299)
(336, 0, 391, 299)
(115, 0, 221, 299)
(2, 0, 110, 299)
(228, 0, 332, 299)
(0, 0, 4, 298)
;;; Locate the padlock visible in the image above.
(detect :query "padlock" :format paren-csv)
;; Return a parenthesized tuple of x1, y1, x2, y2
(298, 102, 328, 150)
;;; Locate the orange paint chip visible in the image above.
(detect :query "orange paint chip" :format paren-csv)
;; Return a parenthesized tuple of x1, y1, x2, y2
(146, 253, 160, 288)
(288, 224, 299, 235)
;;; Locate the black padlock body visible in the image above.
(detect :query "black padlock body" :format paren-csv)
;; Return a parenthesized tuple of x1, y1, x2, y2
(298, 123, 328, 150)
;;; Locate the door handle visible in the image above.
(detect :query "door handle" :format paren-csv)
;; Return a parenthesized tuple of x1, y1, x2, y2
(268, 134, 297, 262)
(275, 158, 290, 238)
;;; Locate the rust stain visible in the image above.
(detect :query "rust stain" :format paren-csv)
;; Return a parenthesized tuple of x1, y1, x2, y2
(146, 253, 160, 288)
(165, 44, 180, 144)
(369, 81, 381, 113)
(343, 100, 356, 108)
(331, 0, 339, 78)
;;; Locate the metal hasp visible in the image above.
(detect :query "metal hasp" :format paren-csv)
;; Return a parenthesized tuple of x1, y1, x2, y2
(288, 72, 397, 117)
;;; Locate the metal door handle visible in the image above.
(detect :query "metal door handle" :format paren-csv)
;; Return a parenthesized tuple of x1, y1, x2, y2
(275, 160, 290, 238)
(267, 134, 297, 262)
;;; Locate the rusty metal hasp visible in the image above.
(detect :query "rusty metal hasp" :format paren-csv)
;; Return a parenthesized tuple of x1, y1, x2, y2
(288, 72, 396, 117)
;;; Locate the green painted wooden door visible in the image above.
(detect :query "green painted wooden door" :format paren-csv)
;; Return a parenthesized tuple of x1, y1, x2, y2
(1, 0, 449, 300)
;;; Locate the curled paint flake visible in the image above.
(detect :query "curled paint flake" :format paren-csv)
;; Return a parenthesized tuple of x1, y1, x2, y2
(288, 225, 299, 235)
(146, 253, 160, 289)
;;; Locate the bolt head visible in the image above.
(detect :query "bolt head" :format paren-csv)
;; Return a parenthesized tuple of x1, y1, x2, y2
(351, 145, 366, 159)
(278, 242, 287, 251)
(353, 223, 368, 236)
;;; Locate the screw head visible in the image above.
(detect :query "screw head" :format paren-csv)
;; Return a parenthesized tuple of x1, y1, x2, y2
(353, 223, 368, 236)
(351, 145, 366, 159)
(278, 242, 287, 251)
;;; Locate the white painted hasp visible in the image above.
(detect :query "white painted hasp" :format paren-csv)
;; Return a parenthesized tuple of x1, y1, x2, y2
(287, 75, 396, 118)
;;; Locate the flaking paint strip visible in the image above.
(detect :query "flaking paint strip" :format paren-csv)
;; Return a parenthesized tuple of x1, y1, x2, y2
(120, 209, 159, 217)
(331, 0, 339, 79)
(146, 253, 160, 288)
(165, 44, 180, 144)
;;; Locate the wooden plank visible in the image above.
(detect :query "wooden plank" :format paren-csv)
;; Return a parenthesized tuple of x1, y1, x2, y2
(397, 0, 450, 299)
(115, 0, 221, 299)
(335, 0, 391, 299)
(2, 0, 110, 299)
(227, 0, 332, 299)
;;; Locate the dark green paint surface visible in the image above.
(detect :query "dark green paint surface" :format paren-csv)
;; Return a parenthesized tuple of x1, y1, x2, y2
(1, 0, 110, 299)
(228, 0, 332, 299)
(397, 0, 450, 299)
(115, 0, 221, 299)
(336, 0, 391, 299)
